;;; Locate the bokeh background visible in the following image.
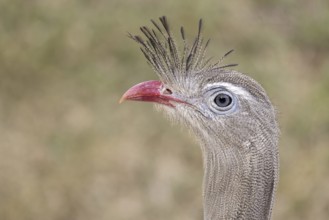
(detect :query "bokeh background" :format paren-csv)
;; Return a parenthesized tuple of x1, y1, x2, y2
(1, 0, 329, 219)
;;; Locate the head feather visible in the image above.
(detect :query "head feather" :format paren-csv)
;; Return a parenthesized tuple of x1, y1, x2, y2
(128, 16, 238, 85)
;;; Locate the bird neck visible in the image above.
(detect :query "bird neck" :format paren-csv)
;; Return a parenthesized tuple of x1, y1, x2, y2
(200, 137, 278, 220)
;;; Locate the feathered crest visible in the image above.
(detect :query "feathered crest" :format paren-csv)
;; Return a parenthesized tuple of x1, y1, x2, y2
(128, 16, 237, 84)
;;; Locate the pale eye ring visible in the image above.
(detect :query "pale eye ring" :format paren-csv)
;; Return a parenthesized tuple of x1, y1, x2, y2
(207, 90, 236, 114)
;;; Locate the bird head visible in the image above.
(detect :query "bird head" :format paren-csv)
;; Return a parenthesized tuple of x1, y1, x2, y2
(120, 17, 280, 219)
(120, 16, 278, 150)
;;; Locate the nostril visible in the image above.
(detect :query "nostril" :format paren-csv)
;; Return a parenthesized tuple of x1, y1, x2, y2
(163, 88, 173, 95)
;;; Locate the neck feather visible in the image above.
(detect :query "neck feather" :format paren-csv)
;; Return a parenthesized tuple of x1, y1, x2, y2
(200, 136, 278, 220)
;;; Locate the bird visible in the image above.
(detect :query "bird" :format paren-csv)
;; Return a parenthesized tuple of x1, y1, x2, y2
(120, 16, 279, 220)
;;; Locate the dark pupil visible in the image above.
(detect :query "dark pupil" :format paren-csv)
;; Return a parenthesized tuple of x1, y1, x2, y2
(214, 94, 232, 107)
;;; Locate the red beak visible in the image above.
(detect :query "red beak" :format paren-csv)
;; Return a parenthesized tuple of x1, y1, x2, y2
(120, 80, 186, 107)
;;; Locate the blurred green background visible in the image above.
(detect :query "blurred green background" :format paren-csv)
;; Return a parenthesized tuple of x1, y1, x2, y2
(1, 0, 329, 219)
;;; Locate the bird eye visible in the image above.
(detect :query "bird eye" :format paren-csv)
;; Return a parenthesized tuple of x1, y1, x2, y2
(214, 93, 232, 108)
(207, 90, 236, 114)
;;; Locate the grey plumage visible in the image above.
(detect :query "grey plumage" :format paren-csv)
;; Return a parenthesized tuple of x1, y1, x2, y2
(122, 16, 279, 220)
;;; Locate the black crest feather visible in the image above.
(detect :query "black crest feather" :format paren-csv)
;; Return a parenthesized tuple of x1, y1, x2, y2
(128, 16, 237, 83)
